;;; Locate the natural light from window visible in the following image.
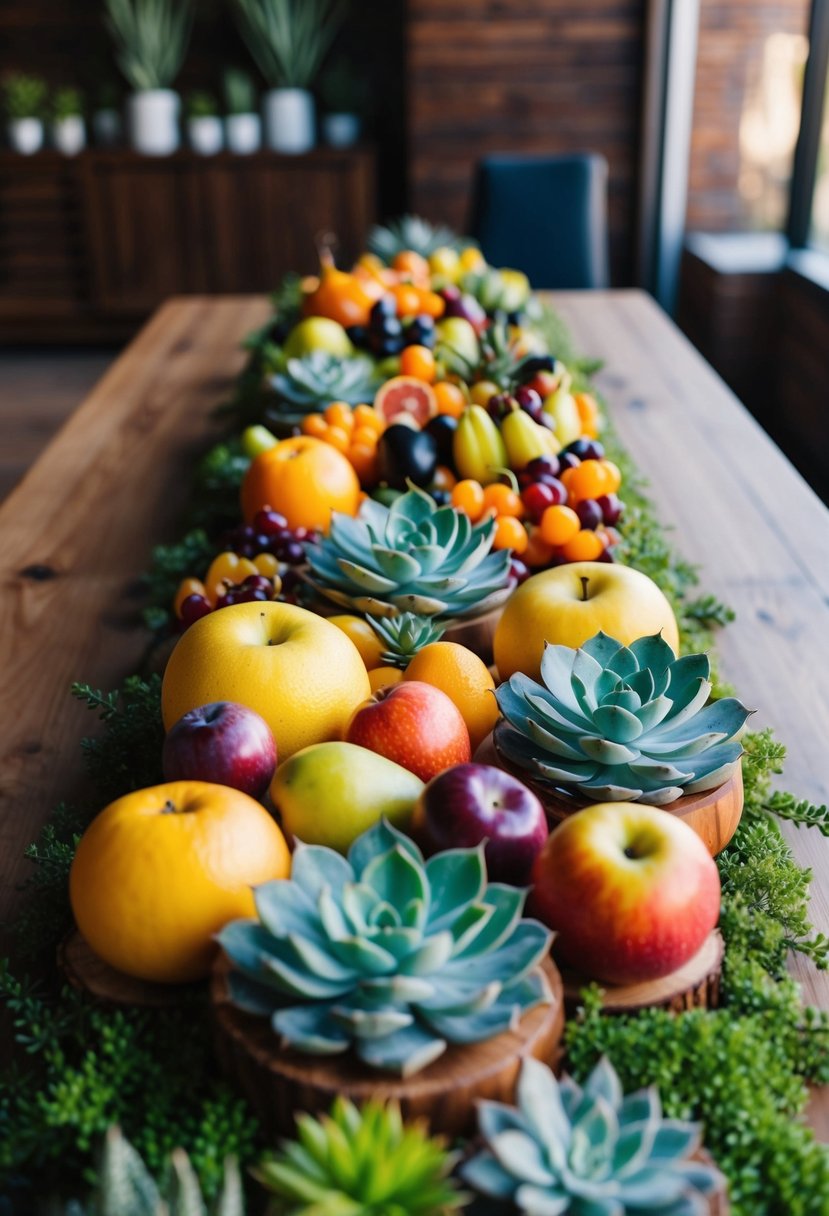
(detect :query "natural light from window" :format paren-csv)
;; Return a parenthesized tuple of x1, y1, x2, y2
(739, 32, 808, 229)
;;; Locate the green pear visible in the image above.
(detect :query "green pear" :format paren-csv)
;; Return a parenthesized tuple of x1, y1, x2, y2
(543, 387, 582, 446)
(435, 317, 480, 367)
(271, 741, 424, 854)
(283, 317, 354, 359)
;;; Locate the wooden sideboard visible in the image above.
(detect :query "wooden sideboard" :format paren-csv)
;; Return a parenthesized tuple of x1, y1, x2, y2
(0, 147, 376, 343)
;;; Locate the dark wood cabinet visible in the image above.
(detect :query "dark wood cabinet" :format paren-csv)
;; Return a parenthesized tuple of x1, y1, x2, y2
(0, 147, 376, 341)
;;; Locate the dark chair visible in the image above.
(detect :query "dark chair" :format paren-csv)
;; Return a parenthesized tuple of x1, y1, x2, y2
(469, 153, 610, 289)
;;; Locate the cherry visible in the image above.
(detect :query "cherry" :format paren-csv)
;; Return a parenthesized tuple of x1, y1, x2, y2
(254, 508, 288, 536)
(509, 558, 531, 585)
(526, 455, 560, 480)
(575, 499, 603, 530)
(179, 594, 212, 625)
(596, 493, 624, 525)
(521, 482, 557, 521)
(565, 438, 605, 461)
(242, 574, 275, 594)
(514, 386, 543, 421)
(557, 451, 581, 474)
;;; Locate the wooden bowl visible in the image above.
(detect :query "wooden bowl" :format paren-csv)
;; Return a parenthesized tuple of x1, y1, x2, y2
(476, 734, 744, 857)
(210, 956, 564, 1139)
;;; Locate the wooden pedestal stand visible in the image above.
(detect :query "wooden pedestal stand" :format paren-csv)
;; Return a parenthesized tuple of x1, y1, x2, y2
(561, 930, 724, 1015)
(58, 929, 203, 1007)
(211, 956, 565, 1139)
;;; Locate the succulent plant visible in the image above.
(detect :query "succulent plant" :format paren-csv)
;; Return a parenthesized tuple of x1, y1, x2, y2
(441, 319, 538, 391)
(305, 486, 513, 620)
(495, 632, 751, 805)
(271, 352, 380, 411)
(368, 612, 446, 668)
(367, 215, 467, 261)
(255, 1096, 467, 1215)
(462, 1056, 722, 1215)
(218, 819, 552, 1075)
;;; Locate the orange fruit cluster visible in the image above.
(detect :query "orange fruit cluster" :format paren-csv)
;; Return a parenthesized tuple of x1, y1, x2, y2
(301, 402, 386, 485)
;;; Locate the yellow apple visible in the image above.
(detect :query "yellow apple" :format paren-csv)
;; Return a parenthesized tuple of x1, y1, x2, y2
(494, 561, 680, 681)
(161, 602, 370, 762)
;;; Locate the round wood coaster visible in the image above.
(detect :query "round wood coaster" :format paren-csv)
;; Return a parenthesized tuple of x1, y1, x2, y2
(476, 734, 744, 857)
(561, 930, 724, 1015)
(210, 956, 564, 1139)
(58, 929, 203, 1007)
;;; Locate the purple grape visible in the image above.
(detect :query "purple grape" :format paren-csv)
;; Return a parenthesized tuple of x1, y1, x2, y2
(487, 393, 515, 421)
(509, 558, 531, 585)
(526, 455, 560, 480)
(179, 594, 212, 625)
(596, 493, 624, 526)
(535, 475, 567, 503)
(274, 538, 305, 565)
(242, 574, 275, 594)
(234, 587, 270, 604)
(557, 452, 581, 474)
(254, 508, 288, 536)
(566, 438, 605, 461)
(575, 499, 603, 530)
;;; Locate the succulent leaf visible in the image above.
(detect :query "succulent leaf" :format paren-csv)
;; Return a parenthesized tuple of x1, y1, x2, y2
(495, 632, 751, 804)
(272, 353, 380, 411)
(220, 820, 552, 1075)
(305, 486, 513, 620)
(463, 1058, 723, 1215)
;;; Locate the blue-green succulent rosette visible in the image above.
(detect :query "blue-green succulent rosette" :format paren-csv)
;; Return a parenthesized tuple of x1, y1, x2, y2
(217, 820, 552, 1076)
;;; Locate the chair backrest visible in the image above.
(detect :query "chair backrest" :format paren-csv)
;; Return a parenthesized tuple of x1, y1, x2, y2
(469, 153, 610, 289)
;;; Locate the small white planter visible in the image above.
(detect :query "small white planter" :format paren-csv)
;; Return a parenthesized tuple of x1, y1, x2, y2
(225, 112, 261, 154)
(322, 112, 361, 148)
(8, 117, 44, 155)
(52, 115, 86, 156)
(128, 89, 180, 155)
(264, 88, 315, 154)
(188, 115, 223, 155)
(93, 108, 122, 146)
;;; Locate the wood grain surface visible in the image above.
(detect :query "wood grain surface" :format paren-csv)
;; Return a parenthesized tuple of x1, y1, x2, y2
(1, 290, 826, 1138)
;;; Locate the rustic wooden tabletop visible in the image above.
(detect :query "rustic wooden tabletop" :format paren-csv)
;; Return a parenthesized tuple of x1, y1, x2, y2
(1, 290, 826, 1134)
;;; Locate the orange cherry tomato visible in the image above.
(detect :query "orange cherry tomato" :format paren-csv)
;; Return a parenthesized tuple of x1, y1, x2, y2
(451, 479, 486, 521)
(324, 401, 354, 431)
(434, 381, 467, 418)
(523, 530, 556, 568)
(574, 392, 600, 439)
(174, 577, 207, 618)
(492, 515, 529, 553)
(348, 443, 378, 486)
(560, 529, 605, 562)
(351, 425, 380, 449)
(400, 345, 437, 383)
(324, 425, 352, 454)
(483, 483, 524, 518)
(561, 459, 611, 503)
(539, 505, 581, 547)
(601, 460, 623, 493)
(353, 404, 385, 433)
(301, 413, 328, 438)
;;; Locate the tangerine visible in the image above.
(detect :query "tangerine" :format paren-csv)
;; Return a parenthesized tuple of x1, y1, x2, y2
(434, 381, 467, 417)
(403, 641, 498, 752)
(240, 436, 360, 533)
(328, 614, 386, 669)
(400, 344, 437, 383)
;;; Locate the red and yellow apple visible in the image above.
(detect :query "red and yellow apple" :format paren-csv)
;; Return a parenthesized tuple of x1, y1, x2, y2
(530, 801, 720, 984)
(162, 701, 277, 798)
(345, 680, 471, 783)
(161, 601, 370, 762)
(494, 561, 680, 681)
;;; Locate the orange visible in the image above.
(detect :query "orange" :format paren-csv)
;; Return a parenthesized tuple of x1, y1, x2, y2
(393, 283, 423, 317)
(400, 345, 437, 383)
(69, 781, 291, 983)
(434, 381, 467, 417)
(328, 614, 386, 669)
(374, 376, 438, 427)
(369, 665, 405, 693)
(403, 641, 498, 752)
(240, 436, 360, 533)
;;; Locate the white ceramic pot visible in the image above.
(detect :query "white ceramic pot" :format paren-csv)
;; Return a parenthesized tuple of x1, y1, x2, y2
(322, 112, 360, 148)
(188, 115, 223, 155)
(264, 88, 315, 153)
(8, 117, 43, 155)
(225, 112, 261, 154)
(52, 115, 86, 155)
(93, 108, 122, 146)
(128, 89, 180, 155)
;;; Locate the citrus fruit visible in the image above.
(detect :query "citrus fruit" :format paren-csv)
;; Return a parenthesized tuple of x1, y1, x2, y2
(328, 614, 386, 669)
(368, 665, 405, 693)
(69, 780, 291, 983)
(374, 376, 438, 427)
(403, 641, 499, 752)
(240, 435, 360, 533)
(161, 601, 371, 762)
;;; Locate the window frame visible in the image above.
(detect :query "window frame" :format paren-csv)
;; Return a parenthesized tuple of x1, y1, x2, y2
(788, 0, 829, 248)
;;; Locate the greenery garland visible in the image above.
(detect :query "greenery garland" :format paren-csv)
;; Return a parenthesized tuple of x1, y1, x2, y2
(1, 297, 828, 1213)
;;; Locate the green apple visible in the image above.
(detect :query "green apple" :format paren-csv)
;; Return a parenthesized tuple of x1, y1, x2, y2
(283, 317, 354, 359)
(271, 741, 424, 853)
(494, 561, 680, 681)
(542, 387, 582, 446)
(435, 317, 480, 367)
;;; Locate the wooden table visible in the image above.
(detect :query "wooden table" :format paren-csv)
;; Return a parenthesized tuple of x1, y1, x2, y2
(1, 291, 827, 1133)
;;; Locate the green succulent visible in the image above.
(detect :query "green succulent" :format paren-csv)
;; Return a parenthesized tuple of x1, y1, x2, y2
(255, 1096, 467, 1215)
(367, 215, 467, 261)
(462, 1056, 723, 1215)
(271, 352, 380, 411)
(460, 267, 531, 315)
(218, 819, 552, 1075)
(367, 612, 446, 668)
(495, 631, 751, 805)
(440, 319, 539, 391)
(305, 486, 513, 620)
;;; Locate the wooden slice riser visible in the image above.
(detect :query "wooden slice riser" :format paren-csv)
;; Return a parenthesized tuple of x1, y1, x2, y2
(562, 930, 724, 1016)
(211, 957, 564, 1139)
(59, 929, 204, 1007)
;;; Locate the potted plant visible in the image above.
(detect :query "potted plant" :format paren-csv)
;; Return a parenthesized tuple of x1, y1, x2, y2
(233, 0, 345, 154)
(320, 57, 364, 148)
(3, 73, 47, 154)
(51, 87, 86, 155)
(186, 90, 222, 155)
(223, 66, 260, 154)
(92, 82, 123, 146)
(104, 0, 193, 155)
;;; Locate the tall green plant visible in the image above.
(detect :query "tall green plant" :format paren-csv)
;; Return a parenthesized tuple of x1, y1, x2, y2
(233, 0, 345, 90)
(104, 0, 193, 91)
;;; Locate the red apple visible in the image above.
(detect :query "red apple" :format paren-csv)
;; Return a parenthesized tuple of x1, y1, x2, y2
(414, 763, 548, 886)
(162, 701, 277, 799)
(530, 802, 720, 984)
(345, 681, 471, 783)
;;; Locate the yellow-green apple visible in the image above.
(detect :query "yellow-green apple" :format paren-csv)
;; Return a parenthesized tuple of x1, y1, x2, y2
(494, 561, 679, 681)
(413, 762, 548, 885)
(271, 741, 423, 853)
(161, 602, 370, 763)
(162, 701, 277, 799)
(530, 802, 720, 984)
(345, 680, 471, 782)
